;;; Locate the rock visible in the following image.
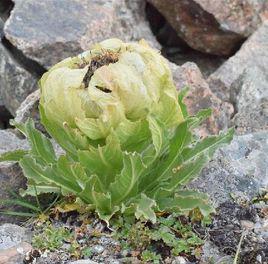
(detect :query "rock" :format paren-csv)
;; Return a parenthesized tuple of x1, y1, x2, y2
(4, 0, 159, 68)
(170, 62, 233, 136)
(0, 224, 32, 264)
(0, 130, 29, 223)
(92, 245, 105, 254)
(189, 132, 268, 206)
(172, 256, 188, 264)
(147, 0, 268, 56)
(230, 67, 268, 134)
(0, 224, 31, 250)
(208, 22, 268, 101)
(0, 43, 37, 115)
(0, 242, 32, 264)
(14, 89, 45, 132)
(201, 241, 233, 264)
(0, 18, 4, 39)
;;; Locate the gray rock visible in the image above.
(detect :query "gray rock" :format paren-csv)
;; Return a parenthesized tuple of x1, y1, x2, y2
(190, 132, 268, 206)
(0, 18, 3, 39)
(201, 241, 233, 264)
(14, 89, 45, 132)
(0, 224, 31, 250)
(0, 130, 29, 223)
(0, 43, 37, 115)
(4, 0, 159, 68)
(172, 256, 188, 264)
(0, 224, 32, 264)
(208, 22, 268, 101)
(230, 66, 268, 134)
(170, 62, 233, 136)
(91, 245, 105, 254)
(0, 224, 31, 264)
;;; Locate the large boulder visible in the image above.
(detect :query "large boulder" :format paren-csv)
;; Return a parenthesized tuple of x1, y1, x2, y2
(230, 67, 268, 134)
(0, 43, 37, 115)
(190, 132, 268, 206)
(147, 0, 268, 56)
(208, 22, 268, 101)
(4, 0, 159, 68)
(170, 62, 233, 136)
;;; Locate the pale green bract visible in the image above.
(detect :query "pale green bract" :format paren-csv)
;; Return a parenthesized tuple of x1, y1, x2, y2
(1, 39, 234, 223)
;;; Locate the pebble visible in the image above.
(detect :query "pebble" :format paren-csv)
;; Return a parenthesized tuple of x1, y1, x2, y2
(92, 245, 105, 254)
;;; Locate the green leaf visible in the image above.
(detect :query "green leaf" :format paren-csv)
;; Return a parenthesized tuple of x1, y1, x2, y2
(20, 184, 61, 197)
(39, 104, 77, 158)
(78, 133, 123, 188)
(188, 108, 212, 128)
(0, 150, 28, 162)
(115, 119, 150, 152)
(178, 87, 189, 118)
(167, 154, 209, 190)
(57, 155, 89, 189)
(141, 121, 192, 191)
(157, 189, 214, 218)
(20, 155, 82, 194)
(135, 193, 157, 223)
(181, 128, 234, 162)
(0, 198, 41, 212)
(22, 119, 56, 164)
(110, 152, 146, 204)
(0, 211, 37, 217)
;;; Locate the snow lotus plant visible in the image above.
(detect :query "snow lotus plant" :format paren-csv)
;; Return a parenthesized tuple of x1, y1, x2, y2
(1, 39, 233, 223)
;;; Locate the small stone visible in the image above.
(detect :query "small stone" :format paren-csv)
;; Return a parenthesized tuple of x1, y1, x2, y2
(91, 245, 105, 254)
(240, 220, 255, 230)
(172, 256, 187, 264)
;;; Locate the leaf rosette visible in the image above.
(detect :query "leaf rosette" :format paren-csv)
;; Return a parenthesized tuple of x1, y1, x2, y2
(1, 39, 234, 223)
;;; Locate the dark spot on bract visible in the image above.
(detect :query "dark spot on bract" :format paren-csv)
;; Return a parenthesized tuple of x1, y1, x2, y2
(83, 50, 119, 89)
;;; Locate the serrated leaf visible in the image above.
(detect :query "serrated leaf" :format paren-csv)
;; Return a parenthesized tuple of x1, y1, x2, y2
(20, 184, 61, 197)
(188, 108, 212, 128)
(141, 121, 192, 192)
(178, 87, 189, 118)
(39, 104, 77, 158)
(115, 118, 150, 152)
(167, 154, 209, 190)
(157, 189, 214, 218)
(181, 128, 234, 162)
(20, 155, 82, 194)
(57, 155, 89, 189)
(110, 152, 146, 204)
(135, 193, 157, 223)
(0, 150, 28, 162)
(23, 119, 56, 164)
(78, 133, 123, 188)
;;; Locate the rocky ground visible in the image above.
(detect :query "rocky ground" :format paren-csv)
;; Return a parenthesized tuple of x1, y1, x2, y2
(0, 0, 267, 263)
